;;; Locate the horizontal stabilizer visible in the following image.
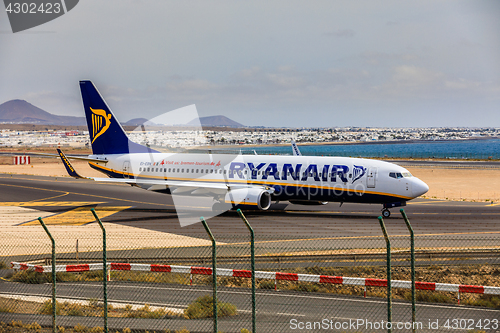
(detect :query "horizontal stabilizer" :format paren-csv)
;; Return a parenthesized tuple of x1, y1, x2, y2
(0, 151, 107, 163)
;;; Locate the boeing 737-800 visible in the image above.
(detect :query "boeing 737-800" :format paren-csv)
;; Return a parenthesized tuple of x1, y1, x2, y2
(58, 81, 429, 218)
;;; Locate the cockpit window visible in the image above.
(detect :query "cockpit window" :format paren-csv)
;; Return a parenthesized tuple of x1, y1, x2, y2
(389, 172, 413, 179)
(389, 172, 403, 179)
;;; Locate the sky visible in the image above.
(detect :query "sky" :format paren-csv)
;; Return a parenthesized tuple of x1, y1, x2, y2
(1, 0, 499, 128)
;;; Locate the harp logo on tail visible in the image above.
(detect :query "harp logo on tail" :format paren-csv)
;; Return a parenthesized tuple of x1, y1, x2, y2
(90, 107, 112, 143)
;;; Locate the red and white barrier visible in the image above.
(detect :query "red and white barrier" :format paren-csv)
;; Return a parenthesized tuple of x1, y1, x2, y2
(11, 261, 500, 296)
(12, 156, 30, 165)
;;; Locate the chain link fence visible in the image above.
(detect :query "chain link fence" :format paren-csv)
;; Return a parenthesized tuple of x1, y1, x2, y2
(1, 208, 500, 332)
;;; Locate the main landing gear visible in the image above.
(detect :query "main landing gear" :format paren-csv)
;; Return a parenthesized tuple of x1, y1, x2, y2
(381, 201, 407, 218)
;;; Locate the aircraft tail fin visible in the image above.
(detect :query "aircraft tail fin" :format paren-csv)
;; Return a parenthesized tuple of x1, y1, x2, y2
(79, 80, 158, 155)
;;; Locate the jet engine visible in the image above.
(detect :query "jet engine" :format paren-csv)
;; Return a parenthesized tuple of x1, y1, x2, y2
(224, 187, 272, 210)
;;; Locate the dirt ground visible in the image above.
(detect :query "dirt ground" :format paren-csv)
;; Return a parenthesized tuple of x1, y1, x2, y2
(0, 160, 499, 202)
(410, 168, 500, 202)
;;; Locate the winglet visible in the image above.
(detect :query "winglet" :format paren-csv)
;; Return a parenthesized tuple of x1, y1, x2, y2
(291, 140, 302, 156)
(57, 149, 86, 179)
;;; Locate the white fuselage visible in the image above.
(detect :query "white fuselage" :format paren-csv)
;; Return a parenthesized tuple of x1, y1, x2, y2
(88, 153, 429, 204)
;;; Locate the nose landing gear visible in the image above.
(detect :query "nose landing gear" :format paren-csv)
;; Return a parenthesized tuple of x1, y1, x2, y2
(381, 201, 406, 218)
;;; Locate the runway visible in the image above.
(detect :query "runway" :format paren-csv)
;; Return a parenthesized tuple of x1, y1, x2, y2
(1, 173, 500, 263)
(1, 173, 499, 234)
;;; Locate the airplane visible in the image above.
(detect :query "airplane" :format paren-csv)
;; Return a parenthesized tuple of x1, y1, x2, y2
(56, 80, 429, 218)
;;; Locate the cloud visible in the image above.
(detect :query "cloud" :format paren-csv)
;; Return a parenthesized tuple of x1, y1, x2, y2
(391, 65, 444, 87)
(359, 51, 419, 66)
(445, 78, 481, 90)
(324, 29, 356, 38)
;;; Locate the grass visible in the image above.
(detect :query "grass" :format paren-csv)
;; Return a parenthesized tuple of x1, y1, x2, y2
(9, 270, 104, 284)
(0, 262, 7, 270)
(0, 297, 43, 314)
(184, 295, 237, 319)
(463, 295, 500, 309)
(0, 321, 194, 333)
(38, 300, 185, 319)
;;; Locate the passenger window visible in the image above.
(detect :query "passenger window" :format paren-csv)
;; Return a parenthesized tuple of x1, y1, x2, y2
(177, 169, 180, 173)
(224, 170, 227, 174)
(168, 168, 171, 172)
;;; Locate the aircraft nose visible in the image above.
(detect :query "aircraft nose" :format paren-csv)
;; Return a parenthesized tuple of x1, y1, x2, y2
(412, 178, 429, 197)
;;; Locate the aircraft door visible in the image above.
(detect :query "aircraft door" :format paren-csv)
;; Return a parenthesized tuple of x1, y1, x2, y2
(122, 161, 131, 179)
(367, 167, 377, 188)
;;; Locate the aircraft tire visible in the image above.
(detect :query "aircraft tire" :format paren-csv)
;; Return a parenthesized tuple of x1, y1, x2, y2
(212, 201, 228, 213)
(382, 209, 391, 218)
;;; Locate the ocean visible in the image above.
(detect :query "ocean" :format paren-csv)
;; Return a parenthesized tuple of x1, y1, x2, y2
(232, 138, 500, 160)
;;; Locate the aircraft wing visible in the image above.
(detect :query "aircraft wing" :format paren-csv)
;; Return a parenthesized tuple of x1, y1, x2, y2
(57, 149, 272, 193)
(92, 177, 269, 191)
(0, 151, 107, 163)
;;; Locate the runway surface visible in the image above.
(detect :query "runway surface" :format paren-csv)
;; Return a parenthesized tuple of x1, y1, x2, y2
(1, 173, 500, 263)
(1, 173, 499, 235)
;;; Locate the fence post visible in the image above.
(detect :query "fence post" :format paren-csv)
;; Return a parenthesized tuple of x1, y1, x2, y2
(38, 217, 56, 333)
(200, 217, 218, 333)
(237, 209, 256, 333)
(91, 208, 108, 333)
(400, 209, 416, 333)
(378, 216, 392, 333)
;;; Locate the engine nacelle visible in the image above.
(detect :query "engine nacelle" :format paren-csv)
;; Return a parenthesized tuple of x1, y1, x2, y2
(224, 187, 272, 210)
(289, 200, 328, 206)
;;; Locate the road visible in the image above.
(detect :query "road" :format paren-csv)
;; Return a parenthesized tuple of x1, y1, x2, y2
(1, 280, 499, 332)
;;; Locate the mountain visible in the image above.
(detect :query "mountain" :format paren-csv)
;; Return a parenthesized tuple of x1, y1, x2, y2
(0, 100, 86, 125)
(187, 115, 244, 128)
